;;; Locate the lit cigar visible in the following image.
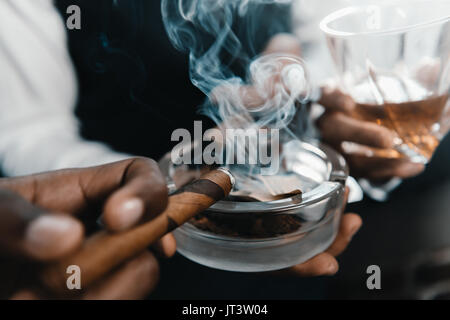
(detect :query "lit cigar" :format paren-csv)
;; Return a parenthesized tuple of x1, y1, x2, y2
(41, 168, 235, 294)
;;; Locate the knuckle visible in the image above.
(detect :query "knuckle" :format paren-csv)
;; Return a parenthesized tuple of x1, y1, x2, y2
(143, 158, 166, 184)
(130, 157, 168, 214)
(134, 157, 160, 172)
(150, 174, 169, 200)
(147, 179, 169, 215)
(133, 157, 167, 195)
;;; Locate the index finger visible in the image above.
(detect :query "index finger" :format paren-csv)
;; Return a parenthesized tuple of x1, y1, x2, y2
(317, 111, 395, 149)
(319, 86, 356, 114)
(0, 158, 169, 232)
(102, 158, 169, 231)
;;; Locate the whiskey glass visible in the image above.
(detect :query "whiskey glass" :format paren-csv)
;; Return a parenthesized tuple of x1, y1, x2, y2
(321, 0, 450, 164)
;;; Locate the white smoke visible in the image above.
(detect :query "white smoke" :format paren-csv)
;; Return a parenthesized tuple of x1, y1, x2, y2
(162, 0, 312, 176)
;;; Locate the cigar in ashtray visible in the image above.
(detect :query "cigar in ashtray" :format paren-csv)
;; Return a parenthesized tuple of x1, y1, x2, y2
(40, 168, 235, 294)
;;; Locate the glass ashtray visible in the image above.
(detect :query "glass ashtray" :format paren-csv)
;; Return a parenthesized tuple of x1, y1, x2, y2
(160, 141, 348, 272)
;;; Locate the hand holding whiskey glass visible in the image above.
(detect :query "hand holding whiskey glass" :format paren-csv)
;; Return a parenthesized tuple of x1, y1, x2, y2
(320, 0, 450, 165)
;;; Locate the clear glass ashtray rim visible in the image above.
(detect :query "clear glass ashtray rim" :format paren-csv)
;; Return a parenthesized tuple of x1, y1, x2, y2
(165, 140, 347, 243)
(165, 140, 348, 214)
(203, 140, 347, 213)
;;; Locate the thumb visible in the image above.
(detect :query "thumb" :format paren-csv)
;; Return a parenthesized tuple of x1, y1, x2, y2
(0, 189, 84, 261)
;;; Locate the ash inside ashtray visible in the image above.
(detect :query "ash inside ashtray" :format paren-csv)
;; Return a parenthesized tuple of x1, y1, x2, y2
(191, 212, 303, 238)
(172, 166, 304, 238)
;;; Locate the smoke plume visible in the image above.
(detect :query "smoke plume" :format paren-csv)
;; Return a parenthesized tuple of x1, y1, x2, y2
(162, 0, 312, 176)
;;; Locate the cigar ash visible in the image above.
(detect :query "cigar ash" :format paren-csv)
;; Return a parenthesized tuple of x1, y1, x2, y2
(191, 212, 303, 238)
(230, 174, 303, 202)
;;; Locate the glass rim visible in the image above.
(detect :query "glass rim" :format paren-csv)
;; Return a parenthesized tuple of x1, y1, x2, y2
(320, 0, 450, 38)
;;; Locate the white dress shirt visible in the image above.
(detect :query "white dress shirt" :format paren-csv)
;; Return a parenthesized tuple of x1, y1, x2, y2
(0, 0, 129, 176)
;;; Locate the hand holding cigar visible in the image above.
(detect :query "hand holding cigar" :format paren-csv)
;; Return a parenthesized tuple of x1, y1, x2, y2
(0, 158, 232, 299)
(41, 167, 234, 293)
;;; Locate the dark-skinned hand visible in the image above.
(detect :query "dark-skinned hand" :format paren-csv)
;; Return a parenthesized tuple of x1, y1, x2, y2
(0, 158, 175, 300)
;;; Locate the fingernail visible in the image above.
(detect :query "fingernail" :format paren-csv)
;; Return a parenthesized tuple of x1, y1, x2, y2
(116, 198, 144, 230)
(25, 214, 82, 258)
